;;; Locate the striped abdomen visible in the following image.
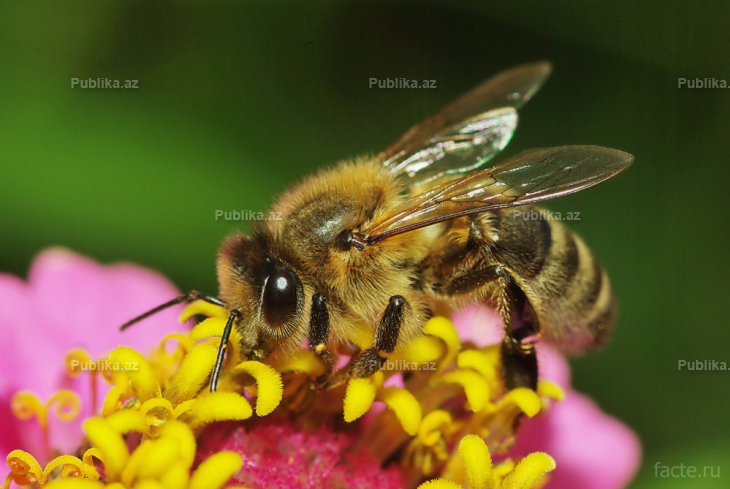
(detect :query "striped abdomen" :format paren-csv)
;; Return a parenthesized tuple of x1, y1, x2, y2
(484, 207, 616, 354)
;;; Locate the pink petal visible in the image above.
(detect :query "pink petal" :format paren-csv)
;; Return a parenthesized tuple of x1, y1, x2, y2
(0, 248, 189, 472)
(510, 391, 641, 489)
(451, 304, 503, 346)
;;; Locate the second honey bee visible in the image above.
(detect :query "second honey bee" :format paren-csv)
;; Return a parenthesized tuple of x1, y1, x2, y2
(123, 62, 633, 392)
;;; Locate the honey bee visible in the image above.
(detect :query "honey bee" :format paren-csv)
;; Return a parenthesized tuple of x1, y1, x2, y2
(122, 62, 633, 392)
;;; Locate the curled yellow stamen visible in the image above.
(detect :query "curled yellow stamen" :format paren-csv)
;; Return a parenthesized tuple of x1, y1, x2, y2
(231, 361, 283, 416)
(108, 347, 160, 402)
(180, 300, 227, 322)
(41, 455, 85, 484)
(499, 388, 542, 418)
(440, 370, 490, 412)
(11, 391, 81, 458)
(5, 450, 43, 488)
(140, 398, 175, 433)
(424, 317, 461, 372)
(65, 349, 101, 415)
(83, 417, 130, 482)
(158, 333, 194, 365)
(270, 350, 327, 377)
(376, 387, 422, 436)
(419, 410, 453, 447)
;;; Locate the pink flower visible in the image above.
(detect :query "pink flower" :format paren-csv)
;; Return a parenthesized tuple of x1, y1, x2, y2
(0, 248, 188, 477)
(196, 420, 406, 489)
(453, 304, 642, 489)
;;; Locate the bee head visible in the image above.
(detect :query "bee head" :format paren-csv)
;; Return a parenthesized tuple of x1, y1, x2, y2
(217, 232, 305, 343)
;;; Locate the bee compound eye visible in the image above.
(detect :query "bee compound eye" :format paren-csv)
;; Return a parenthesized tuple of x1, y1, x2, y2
(262, 267, 299, 329)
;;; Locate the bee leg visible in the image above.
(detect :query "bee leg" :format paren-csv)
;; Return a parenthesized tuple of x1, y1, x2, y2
(352, 295, 406, 378)
(499, 280, 540, 391)
(451, 265, 540, 391)
(209, 309, 241, 392)
(501, 329, 538, 391)
(308, 294, 333, 386)
(120, 290, 225, 331)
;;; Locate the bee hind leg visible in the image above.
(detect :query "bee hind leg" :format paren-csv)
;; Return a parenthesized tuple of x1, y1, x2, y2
(499, 280, 540, 391)
(351, 295, 406, 378)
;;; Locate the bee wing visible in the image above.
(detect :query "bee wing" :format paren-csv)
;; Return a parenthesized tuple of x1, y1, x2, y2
(363, 146, 633, 244)
(380, 61, 552, 186)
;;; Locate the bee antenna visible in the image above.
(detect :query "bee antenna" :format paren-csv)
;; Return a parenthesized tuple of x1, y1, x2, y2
(119, 290, 225, 331)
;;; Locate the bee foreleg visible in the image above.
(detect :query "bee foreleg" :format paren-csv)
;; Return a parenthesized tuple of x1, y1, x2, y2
(209, 309, 241, 392)
(308, 294, 333, 372)
(352, 295, 406, 378)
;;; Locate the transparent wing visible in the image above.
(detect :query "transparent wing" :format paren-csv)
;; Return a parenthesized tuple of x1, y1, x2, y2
(379, 61, 552, 186)
(362, 146, 633, 245)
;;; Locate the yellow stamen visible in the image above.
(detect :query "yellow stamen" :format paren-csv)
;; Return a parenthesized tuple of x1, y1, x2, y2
(5, 450, 43, 488)
(344, 377, 377, 422)
(231, 361, 283, 416)
(83, 417, 129, 483)
(11, 391, 81, 459)
(157, 333, 194, 365)
(424, 317, 461, 372)
(457, 349, 500, 393)
(45, 480, 105, 489)
(65, 349, 100, 415)
(41, 455, 85, 484)
(179, 300, 227, 322)
(501, 452, 556, 489)
(390, 336, 445, 367)
(188, 452, 243, 489)
(440, 370, 490, 412)
(180, 392, 253, 429)
(108, 347, 160, 402)
(418, 481, 463, 489)
(165, 343, 218, 406)
(537, 381, 565, 401)
(499, 388, 541, 418)
(419, 410, 453, 447)
(140, 398, 175, 433)
(270, 350, 327, 377)
(376, 387, 422, 436)
(459, 435, 493, 489)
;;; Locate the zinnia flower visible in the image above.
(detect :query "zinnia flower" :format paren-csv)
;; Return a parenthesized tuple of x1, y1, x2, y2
(0, 248, 188, 481)
(1, 249, 641, 489)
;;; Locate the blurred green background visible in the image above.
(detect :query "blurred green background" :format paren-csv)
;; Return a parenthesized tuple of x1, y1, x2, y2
(1, 1, 729, 486)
